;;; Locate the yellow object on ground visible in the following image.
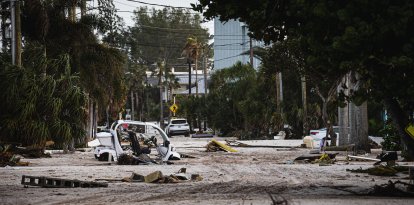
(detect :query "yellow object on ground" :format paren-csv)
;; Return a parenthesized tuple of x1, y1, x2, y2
(209, 139, 238, 152)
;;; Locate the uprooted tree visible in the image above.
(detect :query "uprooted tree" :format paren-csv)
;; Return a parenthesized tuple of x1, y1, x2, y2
(193, 0, 414, 159)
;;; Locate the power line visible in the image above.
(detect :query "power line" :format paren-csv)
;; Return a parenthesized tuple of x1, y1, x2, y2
(215, 54, 243, 62)
(116, 9, 200, 15)
(124, 0, 193, 9)
(138, 24, 205, 31)
(114, 0, 137, 8)
(214, 41, 249, 47)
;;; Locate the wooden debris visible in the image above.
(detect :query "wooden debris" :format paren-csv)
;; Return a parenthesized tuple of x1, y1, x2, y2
(225, 140, 249, 147)
(294, 153, 338, 162)
(21, 175, 108, 188)
(180, 153, 196, 158)
(122, 173, 145, 182)
(145, 171, 163, 183)
(347, 155, 380, 162)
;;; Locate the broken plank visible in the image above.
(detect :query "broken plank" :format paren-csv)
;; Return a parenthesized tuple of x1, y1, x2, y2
(347, 155, 380, 162)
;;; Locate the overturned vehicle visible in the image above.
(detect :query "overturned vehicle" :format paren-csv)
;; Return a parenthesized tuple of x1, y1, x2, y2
(89, 120, 180, 162)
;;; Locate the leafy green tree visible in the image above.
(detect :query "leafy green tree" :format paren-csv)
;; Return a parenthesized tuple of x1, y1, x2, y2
(194, 0, 414, 158)
(129, 7, 210, 67)
(205, 62, 257, 137)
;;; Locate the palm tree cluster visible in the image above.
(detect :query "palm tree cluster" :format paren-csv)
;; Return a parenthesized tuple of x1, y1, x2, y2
(0, 0, 126, 148)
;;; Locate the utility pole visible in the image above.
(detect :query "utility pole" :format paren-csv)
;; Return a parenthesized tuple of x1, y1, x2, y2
(159, 61, 164, 128)
(203, 47, 208, 95)
(188, 59, 192, 95)
(249, 37, 253, 66)
(130, 90, 134, 120)
(301, 76, 307, 137)
(195, 58, 198, 96)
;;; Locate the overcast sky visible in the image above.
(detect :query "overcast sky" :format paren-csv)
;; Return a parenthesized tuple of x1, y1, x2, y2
(111, 0, 214, 33)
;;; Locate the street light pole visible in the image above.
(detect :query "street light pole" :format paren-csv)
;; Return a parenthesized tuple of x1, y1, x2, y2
(188, 59, 192, 95)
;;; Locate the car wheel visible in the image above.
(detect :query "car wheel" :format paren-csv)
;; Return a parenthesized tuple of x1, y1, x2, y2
(185, 133, 190, 137)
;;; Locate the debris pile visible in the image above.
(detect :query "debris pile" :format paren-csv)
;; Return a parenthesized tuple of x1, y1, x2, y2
(117, 153, 155, 165)
(294, 152, 338, 164)
(346, 165, 408, 176)
(121, 168, 202, 183)
(225, 140, 249, 147)
(315, 153, 335, 166)
(369, 180, 414, 197)
(206, 139, 237, 152)
(0, 144, 29, 167)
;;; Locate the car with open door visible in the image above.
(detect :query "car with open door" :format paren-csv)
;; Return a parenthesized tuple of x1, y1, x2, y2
(90, 120, 180, 162)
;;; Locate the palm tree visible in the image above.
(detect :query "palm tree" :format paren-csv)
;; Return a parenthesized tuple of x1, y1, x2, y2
(0, 0, 127, 149)
(182, 36, 200, 95)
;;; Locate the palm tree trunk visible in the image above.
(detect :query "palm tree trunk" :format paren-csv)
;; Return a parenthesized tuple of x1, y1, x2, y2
(276, 72, 281, 113)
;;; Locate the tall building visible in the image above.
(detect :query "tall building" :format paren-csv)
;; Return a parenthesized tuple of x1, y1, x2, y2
(214, 19, 262, 70)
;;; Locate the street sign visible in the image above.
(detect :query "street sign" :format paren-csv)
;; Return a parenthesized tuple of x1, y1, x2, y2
(405, 124, 414, 139)
(169, 103, 178, 113)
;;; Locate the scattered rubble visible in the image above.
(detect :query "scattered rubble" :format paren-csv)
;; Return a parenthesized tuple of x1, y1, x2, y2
(369, 180, 414, 197)
(0, 144, 30, 167)
(294, 152, 338, 163)
(346, 165, 408, 176)
(121, 168, 202, 184)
